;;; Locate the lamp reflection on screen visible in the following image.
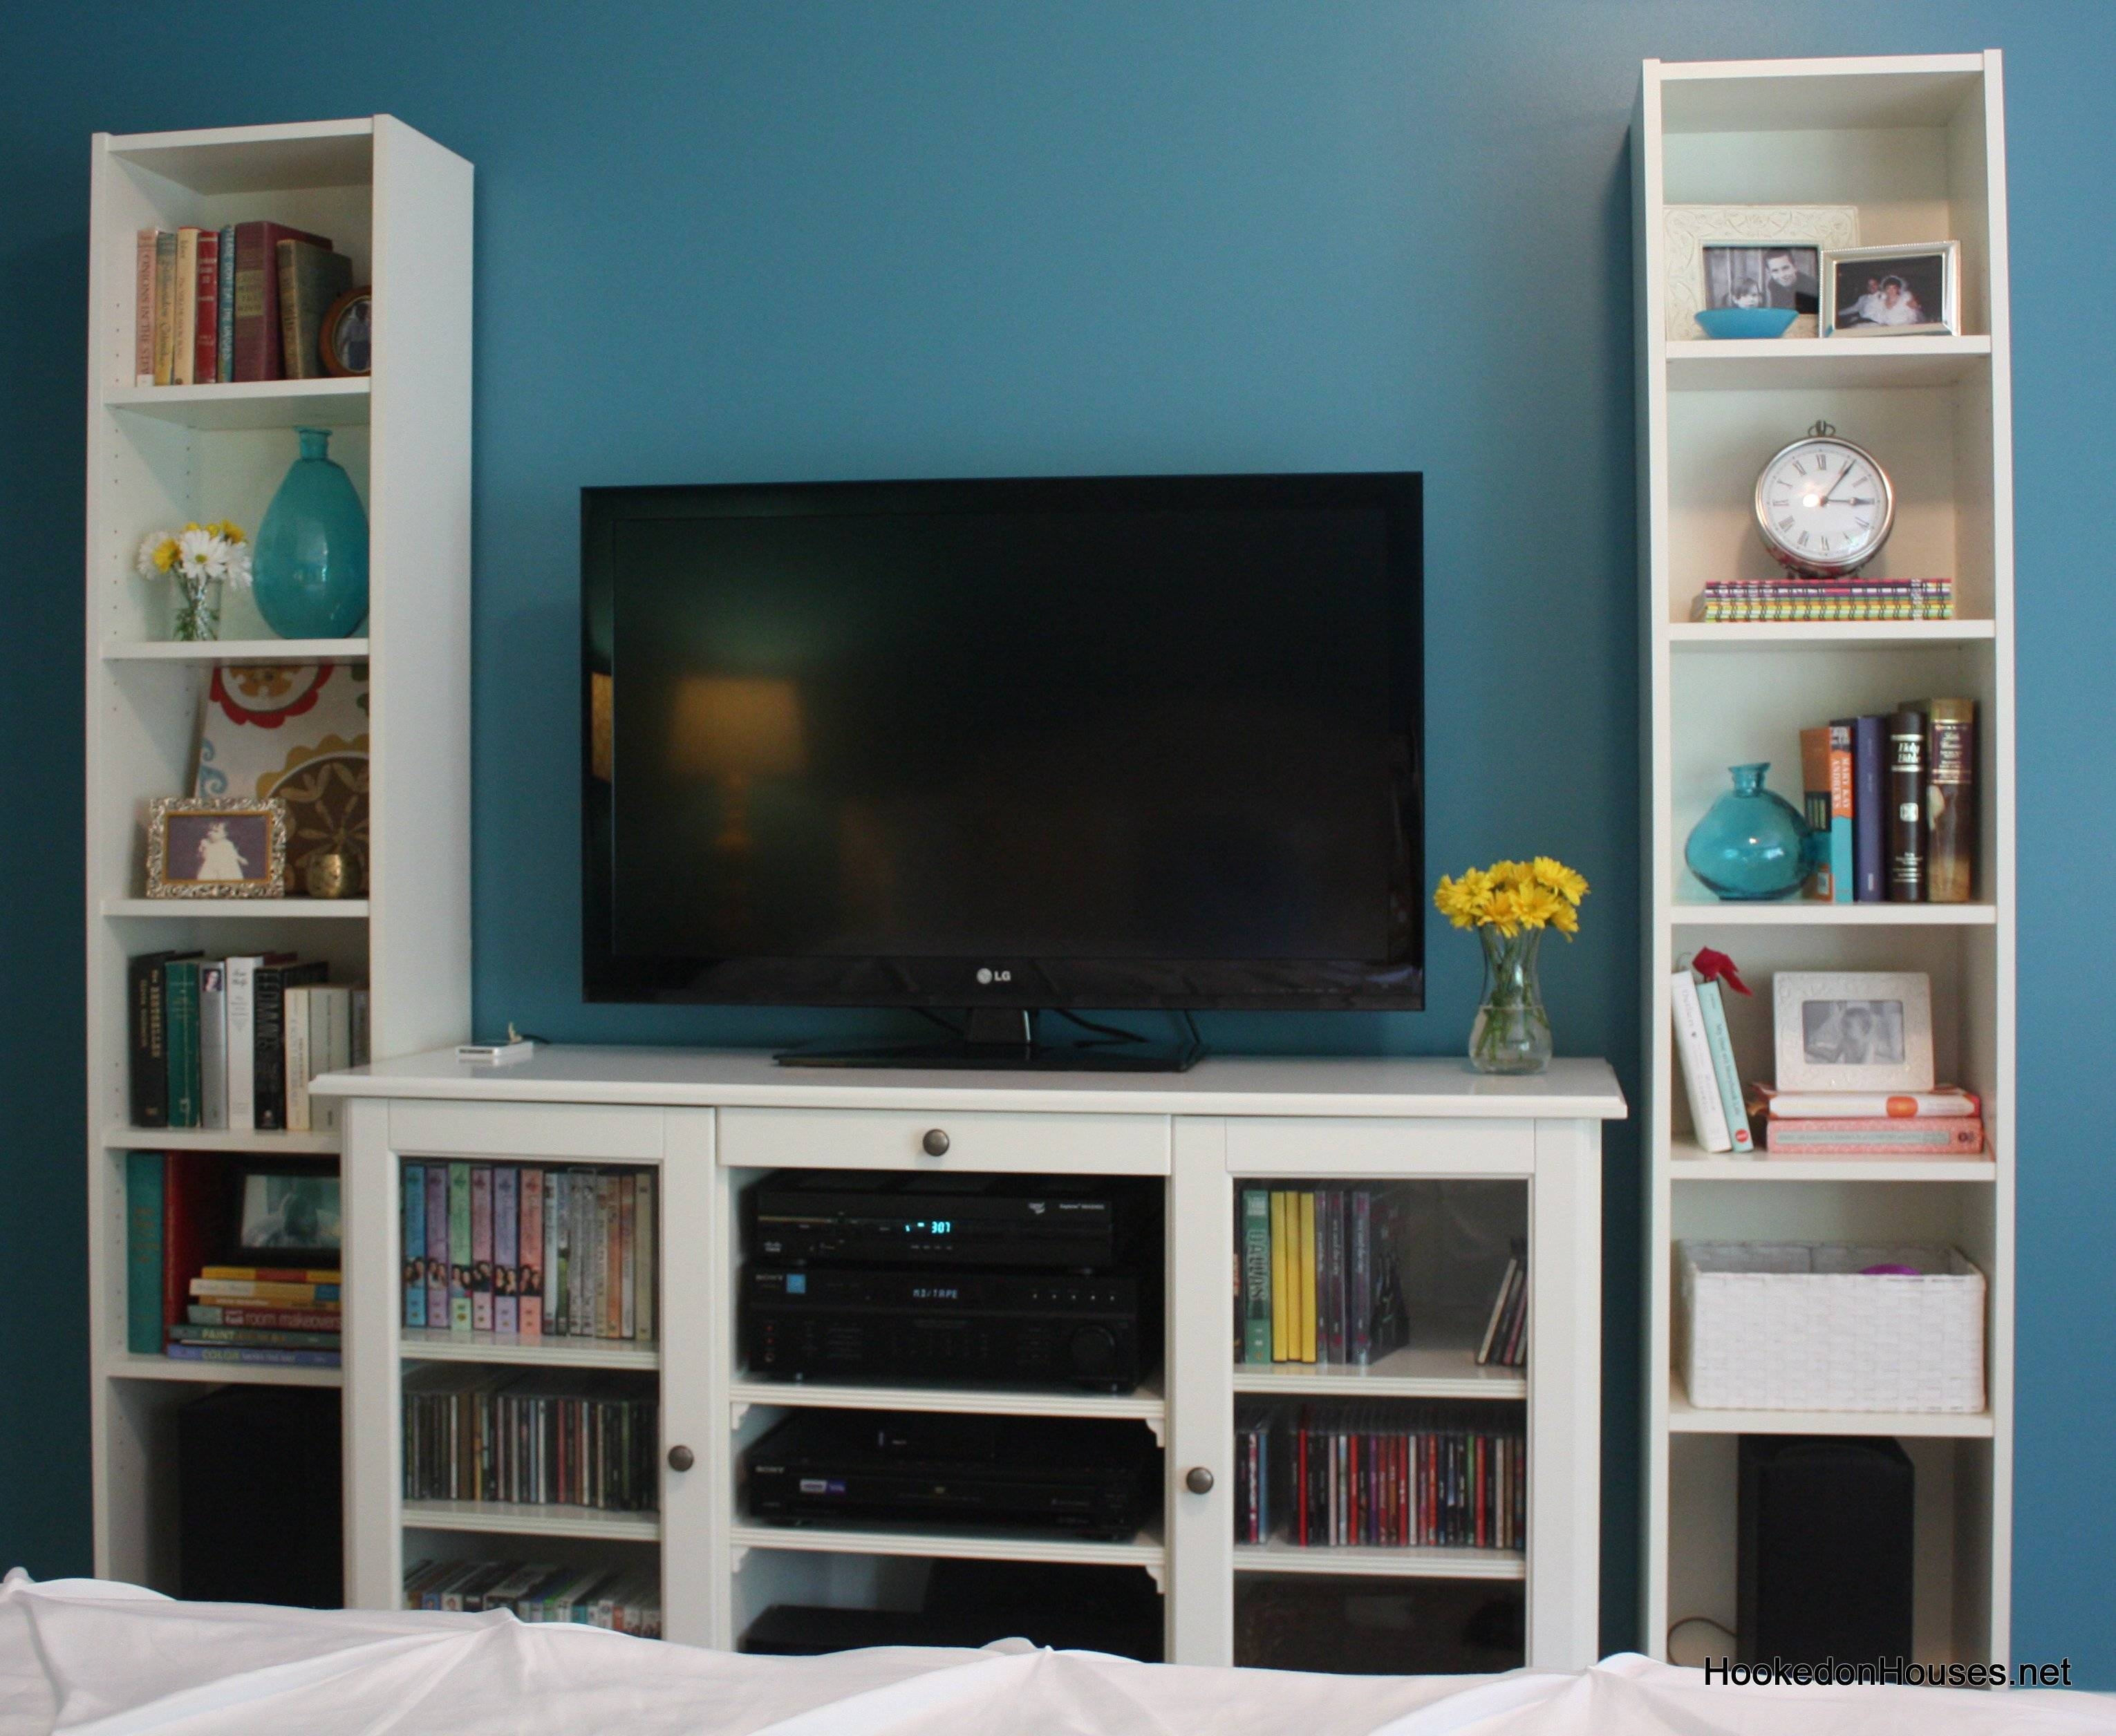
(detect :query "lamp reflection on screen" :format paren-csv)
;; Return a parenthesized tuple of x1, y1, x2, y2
(668, 676, 807, 854)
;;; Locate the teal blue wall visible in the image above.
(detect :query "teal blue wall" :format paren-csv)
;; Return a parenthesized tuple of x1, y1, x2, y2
(3, 0, 2110, 1674)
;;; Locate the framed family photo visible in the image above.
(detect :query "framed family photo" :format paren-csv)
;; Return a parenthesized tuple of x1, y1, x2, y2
(145, 796, 288, 898)
(1662, 204, 1860, 339)
(235, 1167, 343, 1265)
(1772, 970, 1935, 1093)
(1823, 240, 1960, 337)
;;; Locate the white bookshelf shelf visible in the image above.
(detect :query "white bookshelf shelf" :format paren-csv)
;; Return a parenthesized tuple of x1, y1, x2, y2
(1669, 1140, 1996, 1182)
(1669, 621, 1996, 649)
(729, 1520, 1165, 1572)
(1665, 334, 1991, 390)
(100, 1123, 340, 1154)
(1231, 1339, 1524, 1402)
(729, 1373, 1166, 1425)
(106, 1352, 341, 1389)
(1667, 1373, 1994, 1439)
(402, 1329, 660, 1372)
(1233, 1537, 1525, 1581)
(101, 898, 371, 919)
(1670, 900, 1997, 926)
(102, 637, 371, 663)
(103, 378, 370, 430)
(402, 1500, 659, 1542)
(1638, 52, 2014, 1666)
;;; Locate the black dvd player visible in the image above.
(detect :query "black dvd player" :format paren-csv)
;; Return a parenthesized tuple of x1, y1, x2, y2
(745, 1411, 1157, 1540)
(745, 1265, 1152, 1392)
(747, 1171, 1151, 1271)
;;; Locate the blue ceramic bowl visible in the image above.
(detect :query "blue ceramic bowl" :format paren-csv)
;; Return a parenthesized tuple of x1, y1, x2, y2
(1693, 307, 1799, 339)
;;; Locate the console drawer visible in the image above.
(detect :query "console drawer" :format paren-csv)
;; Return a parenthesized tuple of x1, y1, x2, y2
(1224, 1117, 1532, 1176)
(718, 1106, 1170, 1175)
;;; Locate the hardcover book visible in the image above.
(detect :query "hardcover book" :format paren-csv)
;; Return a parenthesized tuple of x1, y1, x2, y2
(216, 224, 237, 381)
(198, 961, 228, 1130)
(1799, 726, 1834, 900)
(1669, 970, 1732, 1151)
(1241, 1188, 1271, 1365)
(127, 950, 190, 1129)
(1886, 708, 1927, 900)
(133, 229, 159, 386)
(1826, 721, 1855, 903)
(193, 228, 221, 386)
(634, 1170, 655, 1343)
(230, 220, 331, 381)
(152, 230, 178, 386)
(174, 228, 200, 385)
(164, 959, 203, 1129)
(126, 1153, 164, 1355)
(163, 1153, 233, 1337)
(1925, 698, 1976, 903)
(1765, 1116, 1985, 1155)
(253, 960, 327, 1130)
(276, 238, 354, 379)
(1694, 976, 1753, 1153)
(1853, 714, 1886, 900)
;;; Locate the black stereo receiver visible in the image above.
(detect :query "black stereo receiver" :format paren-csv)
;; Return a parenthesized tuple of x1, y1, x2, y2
(745, 1410, 1157, 1541)
(744, 1266, 1152, 1392)
(746, 1171, 1150, 1271)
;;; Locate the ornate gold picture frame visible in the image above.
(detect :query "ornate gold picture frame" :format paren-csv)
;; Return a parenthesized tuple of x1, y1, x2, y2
(146, 796, 289, 898)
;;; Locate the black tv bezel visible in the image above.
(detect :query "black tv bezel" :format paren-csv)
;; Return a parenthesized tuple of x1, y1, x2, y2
(581, 471, 1423, 1012)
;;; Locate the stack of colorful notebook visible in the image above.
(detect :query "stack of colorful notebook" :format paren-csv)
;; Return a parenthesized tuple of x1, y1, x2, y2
(1691, 576, 1953, 622)
(1754, 1087, 1985, 1158)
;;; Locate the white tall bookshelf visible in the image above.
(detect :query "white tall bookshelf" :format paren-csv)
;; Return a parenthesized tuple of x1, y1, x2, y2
(82, 117, 474, 1590)
(1635, 55, 2014, 1663)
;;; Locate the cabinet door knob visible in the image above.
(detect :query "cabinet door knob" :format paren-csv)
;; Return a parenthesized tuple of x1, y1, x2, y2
(921, 1128, 951, 1156)
(666, 1444, 695, 1473)
(1185, 1465, 1215, 1496)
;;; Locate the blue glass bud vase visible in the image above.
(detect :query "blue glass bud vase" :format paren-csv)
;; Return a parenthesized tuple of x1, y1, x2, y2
(252, 427, 369, 639)
(1684, 763, 1815, 900)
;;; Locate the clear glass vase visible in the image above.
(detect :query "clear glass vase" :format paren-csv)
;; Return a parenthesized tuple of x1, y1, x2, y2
(1470, 927, 1552, 1075)
(171, 573, 220, 641)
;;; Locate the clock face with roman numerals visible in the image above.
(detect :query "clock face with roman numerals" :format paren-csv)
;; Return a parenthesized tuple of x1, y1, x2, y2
(1752, 433, 1895, 577)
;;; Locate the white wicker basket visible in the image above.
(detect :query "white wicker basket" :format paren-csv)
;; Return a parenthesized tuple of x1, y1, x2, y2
(1676, 1241, 1986, 1413)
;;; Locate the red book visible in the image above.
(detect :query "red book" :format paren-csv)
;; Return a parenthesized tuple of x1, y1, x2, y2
(193, 229, 221, 385)
(161, 1154, 232, 1337)
(230, 221, 331, 381)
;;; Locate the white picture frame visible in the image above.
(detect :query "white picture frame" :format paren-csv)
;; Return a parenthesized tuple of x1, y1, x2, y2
(1663, 205, 1861, 340)
(1772, 970, 1934, 1093)
(1822, 240, 1961, 337)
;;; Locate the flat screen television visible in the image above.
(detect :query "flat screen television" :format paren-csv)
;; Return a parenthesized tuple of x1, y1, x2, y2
(582, 472, 1423, 1068)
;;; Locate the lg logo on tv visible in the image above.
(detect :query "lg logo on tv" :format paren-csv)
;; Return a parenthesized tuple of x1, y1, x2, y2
(975, 968, 1012, 985)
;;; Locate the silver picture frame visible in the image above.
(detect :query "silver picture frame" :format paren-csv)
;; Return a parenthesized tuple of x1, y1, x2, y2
(1772, 970, 1935, 1093)
(1822, 241, 1961, 338)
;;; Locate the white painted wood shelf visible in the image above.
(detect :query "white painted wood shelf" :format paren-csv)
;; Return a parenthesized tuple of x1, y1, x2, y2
(106, 1352, 341, 1389)
(1668, 1373, 1994, 1439)
(1230, 1339, 1524, 1402)
(85, 115, 473, 1602)
(729, 1520, 1166, 1572)
(101, 1123, 341, 1154)
(1637, 51, 2015, 1668)
(400, 1329, 660, 1371)
(100, 898, 371, 919)
(102, 637, 371, 662)
(402, 1500, 659, 1542)
(729, 1374, 1167, 1425)
(103, 377, 369, 429)
(1233, 1537, 1526, 1581)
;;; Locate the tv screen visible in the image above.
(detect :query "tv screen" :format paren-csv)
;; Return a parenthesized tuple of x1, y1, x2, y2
(583, 473, 1422, 1010)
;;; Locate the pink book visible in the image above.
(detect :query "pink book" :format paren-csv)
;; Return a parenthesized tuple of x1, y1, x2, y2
(1765, 1116, 1984, 1155)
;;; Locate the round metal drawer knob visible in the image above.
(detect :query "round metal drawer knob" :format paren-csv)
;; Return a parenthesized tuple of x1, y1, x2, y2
(1185, 1466, 1215, 1496)
(666, 1444, 695, 1473)
(921, 1128, 951, 1156)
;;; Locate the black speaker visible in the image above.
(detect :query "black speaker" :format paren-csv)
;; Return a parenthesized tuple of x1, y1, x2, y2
(1737, 1435, 1913, 1665)
(178, 1386, 343, 1607)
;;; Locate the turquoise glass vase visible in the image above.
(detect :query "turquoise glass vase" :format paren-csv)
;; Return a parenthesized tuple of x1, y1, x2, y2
(1684, 763, 1814, 900)
(252, 427, 369, 639)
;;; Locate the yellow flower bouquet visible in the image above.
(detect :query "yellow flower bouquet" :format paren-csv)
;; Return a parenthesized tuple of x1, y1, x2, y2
(138, 520, 252, 642)
(1434, 858, 1588, 1074)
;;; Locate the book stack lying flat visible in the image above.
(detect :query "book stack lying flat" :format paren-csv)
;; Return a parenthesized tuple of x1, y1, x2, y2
(1248, 1403, 1524, 1551)
(1691, 577, 1953, 622)
(1234, 1185, 1409, 1368)
(402, 1558, 661, 1636)
(179, 1263, 341, 1366)
(1754, 1087, 1985, 1158)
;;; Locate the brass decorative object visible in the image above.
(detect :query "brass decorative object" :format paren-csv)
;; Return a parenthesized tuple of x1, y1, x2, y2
(304, 848, 362, 900)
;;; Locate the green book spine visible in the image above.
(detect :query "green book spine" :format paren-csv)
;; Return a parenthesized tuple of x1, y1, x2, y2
(164, 960, 201, 1129)
(449, 1162, 474, 1332)
(126, 1153, 165, 1355)
(1241, 1188, 1273, 1366)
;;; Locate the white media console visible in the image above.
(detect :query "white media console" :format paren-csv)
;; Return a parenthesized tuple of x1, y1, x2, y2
(323, 1047, 1622, 1668)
